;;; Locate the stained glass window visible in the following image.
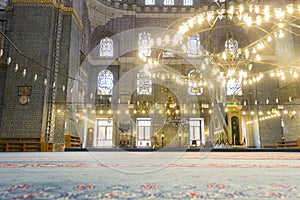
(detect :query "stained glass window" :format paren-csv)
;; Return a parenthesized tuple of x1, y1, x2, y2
(138, 32, 152, 57)
(145, 0, 155, 5)
(187, 35, 200, 57)
(0, 0, 8, 8)
(97, 69, 114, 95)
(99, 37, 113, 57)
(227, 78, 242, 95)
(188, 70, 203, 95)
(137, 70, 152, 95)
(183, 0, 193, 6)
(164, 0, 174, 5)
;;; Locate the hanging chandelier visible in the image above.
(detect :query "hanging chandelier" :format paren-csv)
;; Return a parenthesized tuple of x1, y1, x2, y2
(175, 2, 300, 83)
(136, 2, 300, 89)
(209, 36, 253, 82)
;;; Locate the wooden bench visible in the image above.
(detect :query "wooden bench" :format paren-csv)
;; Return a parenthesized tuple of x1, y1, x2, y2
(276, 140, 300, 148)
(64, 134, 82, 148)
(0, 137, 53, 152)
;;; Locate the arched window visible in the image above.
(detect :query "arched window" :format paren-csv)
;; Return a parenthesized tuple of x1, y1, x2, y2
(183, 0, 193, 6)
(227, 78, 242, 96)
(164, 0, 174, 5)
(138, 32, 152, 57)
(188, 70, 203, 95)
(97, 69, 114, 95)
(99, 37, 113, 57)
(187, 35, 200, 57)
(137, 69, 152, 95)
(145, 0, 155, 5)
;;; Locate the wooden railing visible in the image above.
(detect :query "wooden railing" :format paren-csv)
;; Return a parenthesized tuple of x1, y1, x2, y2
(0, 137, 53, 152)
(64, 135, 82, 148)
(276, 140, 300, 148)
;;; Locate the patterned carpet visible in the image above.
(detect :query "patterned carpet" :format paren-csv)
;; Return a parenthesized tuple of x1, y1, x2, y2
(0, 150, 299, 199)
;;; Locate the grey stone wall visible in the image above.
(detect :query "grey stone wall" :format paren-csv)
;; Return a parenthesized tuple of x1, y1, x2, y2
(0, 64, 6, 130)
(241, 67, 283, 147)
(252, 76, 282, 147)
(0, 5, 55, 138)
(0, 5, 81, 146)
(282, 99, 300, 141)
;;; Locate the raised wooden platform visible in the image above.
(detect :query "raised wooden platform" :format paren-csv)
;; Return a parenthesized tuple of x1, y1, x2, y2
(64, 135, 82, 148)
(276, 140, 300, 148)
(0, 137, 53, 152)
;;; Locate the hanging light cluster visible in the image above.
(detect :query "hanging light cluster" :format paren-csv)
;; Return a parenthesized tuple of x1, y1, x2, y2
(137, 3, 300, 88)
(0, 42, 78, 97)
(183, 5, 291, 81)
(245, 108, 297, 124)
(178, 3, 297, 34)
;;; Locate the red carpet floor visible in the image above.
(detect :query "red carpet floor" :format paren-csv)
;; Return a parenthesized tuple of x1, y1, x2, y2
(0, 151, 299, 199)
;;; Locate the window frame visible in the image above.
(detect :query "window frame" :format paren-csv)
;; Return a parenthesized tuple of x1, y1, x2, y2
(97, 69, 114, 96)
(99, 37, 114, 58)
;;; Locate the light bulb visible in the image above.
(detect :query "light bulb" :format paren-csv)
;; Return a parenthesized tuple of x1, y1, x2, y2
(7, 56, 11, 65)
(249, 4, 254, 12)
(248, 63, 253, 70)
(254, 5, 260, 13)
(278, 23, 284, 28)
(267, 36, 272, 42)
(188, 19, 194, 28)
(245, 48, 249, 59)
(256, 15, 262, 26)
(286, 4, 294, 14)
(257, 42, 264, 50)
(228, 5, 234, 15)
(274, 7, 285, 21)
(264, 5, 270, 14)
(15, 63, 19, 72)
(197, 14, 204, 24)
(278, 30, 284, 38)
(239, 5, 244, 14)
(206, 11, 215, 22)
(255, 54, 261, 61)
(22, 69, 26, 77)
(264, 13, 271, 22)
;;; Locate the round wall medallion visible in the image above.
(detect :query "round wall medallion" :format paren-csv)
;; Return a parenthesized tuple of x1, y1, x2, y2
(19, 96, 29, 105)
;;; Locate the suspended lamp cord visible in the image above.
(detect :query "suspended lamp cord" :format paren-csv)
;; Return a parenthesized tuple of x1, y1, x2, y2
(0, 30, 82, 82)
